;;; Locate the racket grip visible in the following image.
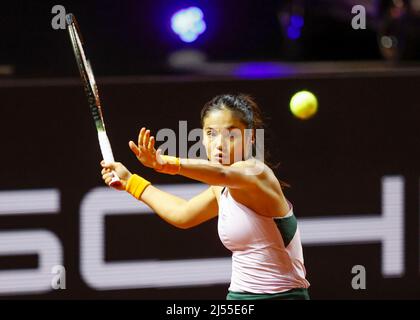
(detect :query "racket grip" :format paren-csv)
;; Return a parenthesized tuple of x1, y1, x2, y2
(98, 131, 121, 186)
(109, 174, 121, 187)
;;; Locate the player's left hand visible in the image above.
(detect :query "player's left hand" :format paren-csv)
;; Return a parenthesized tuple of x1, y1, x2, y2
(129, 127, 166, 170)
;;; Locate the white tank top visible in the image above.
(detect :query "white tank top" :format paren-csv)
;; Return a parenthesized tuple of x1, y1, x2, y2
(217, 187, 310, 294)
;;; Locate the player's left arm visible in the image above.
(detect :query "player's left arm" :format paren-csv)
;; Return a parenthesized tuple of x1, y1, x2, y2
(179, 157, 267, 190)
(129, 127, 267, 189)
(130, 127, 290, 217)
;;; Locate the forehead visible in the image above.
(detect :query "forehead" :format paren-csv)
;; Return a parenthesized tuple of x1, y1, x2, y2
(203, 108, 245, 128)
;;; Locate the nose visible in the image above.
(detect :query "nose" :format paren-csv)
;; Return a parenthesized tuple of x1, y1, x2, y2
(213, 134, 224, 152)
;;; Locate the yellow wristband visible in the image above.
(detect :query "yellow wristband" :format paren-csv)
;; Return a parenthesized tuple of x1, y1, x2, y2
(125, 174, 151, 199)
(155, 155, 181, 175)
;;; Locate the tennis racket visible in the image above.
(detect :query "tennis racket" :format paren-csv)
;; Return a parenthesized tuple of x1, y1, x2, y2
(66, 13, 120, 187)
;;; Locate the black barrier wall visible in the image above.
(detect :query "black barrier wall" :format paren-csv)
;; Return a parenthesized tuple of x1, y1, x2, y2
(1, 70, 420, 299)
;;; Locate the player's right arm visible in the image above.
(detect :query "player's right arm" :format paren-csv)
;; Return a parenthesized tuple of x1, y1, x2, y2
(101, 161, 218, 229)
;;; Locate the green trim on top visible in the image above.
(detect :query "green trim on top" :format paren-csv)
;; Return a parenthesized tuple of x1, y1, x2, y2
(273, 215, 298, 247)
(226, 288, 310, 300)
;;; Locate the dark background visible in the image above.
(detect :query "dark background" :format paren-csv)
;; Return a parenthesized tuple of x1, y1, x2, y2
(3, 0, 420, 77)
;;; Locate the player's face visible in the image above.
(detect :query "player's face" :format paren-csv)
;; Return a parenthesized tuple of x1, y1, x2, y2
(202, 108, 253, 165)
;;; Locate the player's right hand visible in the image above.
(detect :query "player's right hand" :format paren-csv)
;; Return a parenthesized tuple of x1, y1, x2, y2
(100, 161, 132, 191)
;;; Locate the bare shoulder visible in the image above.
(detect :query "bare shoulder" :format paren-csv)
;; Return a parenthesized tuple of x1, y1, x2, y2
(229, 158, 271, 180)
(232, 158, 285, 194)
(230, 161, 289, 217)
(231, 158, 280, 186)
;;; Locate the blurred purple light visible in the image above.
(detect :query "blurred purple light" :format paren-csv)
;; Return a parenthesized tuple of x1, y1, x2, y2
(233, 62, 295, 79)
(287, 26, 301, 40)
(290, 15, 304, 28)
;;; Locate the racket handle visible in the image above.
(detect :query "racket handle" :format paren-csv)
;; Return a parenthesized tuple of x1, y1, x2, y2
(109, 174, 121, 187)
(98, 131, 121, 187)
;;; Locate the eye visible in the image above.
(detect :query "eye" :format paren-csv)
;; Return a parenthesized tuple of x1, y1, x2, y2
(206, 130, 217, 137)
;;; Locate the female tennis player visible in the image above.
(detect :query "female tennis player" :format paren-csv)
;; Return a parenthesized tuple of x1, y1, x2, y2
(101, 94, 310, 300)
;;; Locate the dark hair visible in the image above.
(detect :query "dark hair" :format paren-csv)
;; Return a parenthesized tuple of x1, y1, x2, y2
(200, 94, 290, 188)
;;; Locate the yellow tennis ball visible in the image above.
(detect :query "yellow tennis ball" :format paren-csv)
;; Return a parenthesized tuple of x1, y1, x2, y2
(290, 90, 318, 120)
